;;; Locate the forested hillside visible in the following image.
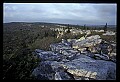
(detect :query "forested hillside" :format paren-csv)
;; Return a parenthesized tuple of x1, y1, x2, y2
(3, 22, 60, 79)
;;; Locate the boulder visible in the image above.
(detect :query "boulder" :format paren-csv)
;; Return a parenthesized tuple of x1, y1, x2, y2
(50, 43, 72, 53)
(32, 52, 116, 80)
(32, 34, 116, 80)
(72, 35, 102, 50)
(32, 61, 75, 80)
(60, 54, 116, 80)
(32, 61, 55, 80)
(35, 49, 63, 61)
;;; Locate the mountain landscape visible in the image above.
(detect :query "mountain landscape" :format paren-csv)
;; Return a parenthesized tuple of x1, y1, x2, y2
(3, 3, 116, 80)
(3, 22, 116, 80)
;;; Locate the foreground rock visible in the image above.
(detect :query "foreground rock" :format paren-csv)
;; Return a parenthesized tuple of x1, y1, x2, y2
(32, 35, 116, 80)
(32, 54, 116, 80)
(32, 61, 55, 80)
(32, 61, 74, 80)
(60, 55, 116, 80)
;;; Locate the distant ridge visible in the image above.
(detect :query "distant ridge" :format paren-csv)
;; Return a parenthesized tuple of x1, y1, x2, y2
(4, 22, 116, 28)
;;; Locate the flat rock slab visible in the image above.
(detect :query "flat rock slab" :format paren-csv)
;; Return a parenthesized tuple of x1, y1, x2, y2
(60, 55, 116, 80)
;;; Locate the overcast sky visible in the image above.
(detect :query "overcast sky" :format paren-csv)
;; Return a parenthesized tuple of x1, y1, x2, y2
(3, 3, 117, 25)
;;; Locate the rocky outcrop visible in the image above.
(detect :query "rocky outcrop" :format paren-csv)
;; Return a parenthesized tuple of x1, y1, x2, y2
(72, 35, 102, 54)
(32, 35, 116, 80)
(50, 43, 72, 54)
(60, 54, 116, 80)
(32, 54, 116, 80)
(72, 35, 102, 50)
(35, 49, 63, 61)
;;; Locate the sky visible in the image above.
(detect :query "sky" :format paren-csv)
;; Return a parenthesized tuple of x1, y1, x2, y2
(3, 3, 117, 25)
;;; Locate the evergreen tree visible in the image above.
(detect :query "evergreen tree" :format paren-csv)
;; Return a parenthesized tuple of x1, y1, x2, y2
(67, 24, 70, 33)
(84, 24, 87, 30)
(83, 24, 85, 30)
(104, 23, 107, 32)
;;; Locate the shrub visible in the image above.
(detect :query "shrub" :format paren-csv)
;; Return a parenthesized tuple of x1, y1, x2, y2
(29, 37, 61, 51)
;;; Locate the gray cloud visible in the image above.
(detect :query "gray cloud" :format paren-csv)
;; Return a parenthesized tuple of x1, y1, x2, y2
(3, 3, 116, 25)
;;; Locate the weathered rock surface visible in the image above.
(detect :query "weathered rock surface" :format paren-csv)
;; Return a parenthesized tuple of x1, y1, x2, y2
(32, 54, 116, 80)
(50, 42, 72, 53)
(72, 35, 102, 51)
(32, 35, 116, 80)
(35, 49, 63, 61)
(60, 54, 116, 80)
(32, 61, 55, 80)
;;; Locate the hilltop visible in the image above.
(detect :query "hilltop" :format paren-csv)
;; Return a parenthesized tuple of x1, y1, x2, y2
(3, 22, 116, 80)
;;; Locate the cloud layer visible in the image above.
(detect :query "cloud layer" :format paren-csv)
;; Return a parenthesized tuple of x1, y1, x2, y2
(3, 3, 117, 25)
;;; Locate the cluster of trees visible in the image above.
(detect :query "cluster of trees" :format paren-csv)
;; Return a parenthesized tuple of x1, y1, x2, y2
(74, 23, 109, 31)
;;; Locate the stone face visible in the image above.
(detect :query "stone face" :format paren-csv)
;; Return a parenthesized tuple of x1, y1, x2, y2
(60, 54, 116, 80)
(32, 61, 56, 80)
(35, 49, 63, 61)
(32, 34, 116, 80)
(50, 42, 80, 61)
(32, 60, 75, 80)
(72, 35, 102, 50)
(50, 43, 72, 53)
